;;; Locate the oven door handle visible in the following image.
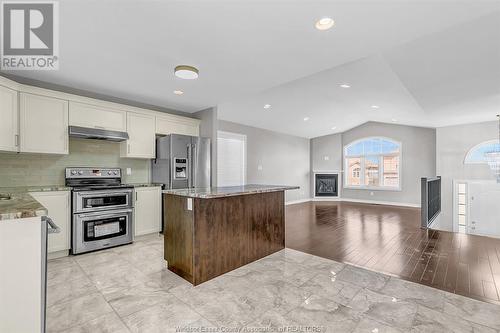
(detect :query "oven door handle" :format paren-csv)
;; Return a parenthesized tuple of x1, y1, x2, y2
(76, 191, 132, 198)
(43, 216, 61, 234)
(77, 209, 133, 219)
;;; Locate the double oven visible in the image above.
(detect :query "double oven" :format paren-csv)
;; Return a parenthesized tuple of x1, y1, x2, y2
(66, 168, 134, 254)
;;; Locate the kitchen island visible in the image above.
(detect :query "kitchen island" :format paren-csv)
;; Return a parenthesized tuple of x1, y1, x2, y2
(163, 185, 298, 285)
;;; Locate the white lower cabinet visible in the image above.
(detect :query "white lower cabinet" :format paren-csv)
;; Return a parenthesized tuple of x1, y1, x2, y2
(134, 186, 162, 236)
(30, 191, 71, 253)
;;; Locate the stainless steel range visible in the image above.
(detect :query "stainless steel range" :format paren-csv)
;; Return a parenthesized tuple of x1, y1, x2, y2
(66, 167, 133, 254)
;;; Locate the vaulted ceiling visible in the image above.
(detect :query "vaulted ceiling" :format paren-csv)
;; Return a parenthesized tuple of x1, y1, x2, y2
(3, 0, 499, 138)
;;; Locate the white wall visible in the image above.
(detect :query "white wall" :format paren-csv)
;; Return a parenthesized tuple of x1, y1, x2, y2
(436, 121, 498, 231)
(218, 120, 310, 202)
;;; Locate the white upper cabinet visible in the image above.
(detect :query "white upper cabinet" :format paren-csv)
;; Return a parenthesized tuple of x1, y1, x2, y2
(121, 112, 155, 158)
(156, 115, 200, 137)
(69, 102, 127, 132)
(20, 93, 69, 155)
(0, 85, 19, 152)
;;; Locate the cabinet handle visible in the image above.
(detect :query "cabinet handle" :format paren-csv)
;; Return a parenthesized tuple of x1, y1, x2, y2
(135, 191, 138, 201)
(14, 134, 19, 147)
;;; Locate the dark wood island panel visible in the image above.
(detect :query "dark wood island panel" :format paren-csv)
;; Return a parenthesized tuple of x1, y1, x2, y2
(164, 190, 285, 285)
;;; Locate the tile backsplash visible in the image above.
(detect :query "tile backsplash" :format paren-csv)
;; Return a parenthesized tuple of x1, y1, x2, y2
(0, 138, 150, 187)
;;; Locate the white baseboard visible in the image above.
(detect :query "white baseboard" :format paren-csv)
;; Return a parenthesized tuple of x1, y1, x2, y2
(335, 198, 420, 208)
(312, 197, 341, 201)
(285, 198, 312, 205)
(285, 197, 420, 208)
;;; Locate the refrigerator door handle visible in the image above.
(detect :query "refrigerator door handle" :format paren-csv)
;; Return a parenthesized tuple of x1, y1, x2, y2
(187, 144, 192, 188)
(192, 143, 197, 188)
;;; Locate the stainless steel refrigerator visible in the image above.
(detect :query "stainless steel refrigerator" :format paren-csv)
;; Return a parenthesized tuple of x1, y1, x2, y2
(152, 134, 211, 189)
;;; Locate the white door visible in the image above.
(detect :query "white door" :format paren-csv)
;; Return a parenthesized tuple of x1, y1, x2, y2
(134, 186, 161, 236)
(121, 112, 155, 158)
(217, 131, 247, 186)
(469, 181, 500, 238)
(20, 93, 69, 154)
(0, 85, 19, 152)
(30, 191, 71, 253)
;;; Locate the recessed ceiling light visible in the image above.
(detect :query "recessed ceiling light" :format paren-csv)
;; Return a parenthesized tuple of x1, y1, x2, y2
(391, 118, 397, 122)
(315, 17, 335, 31)
(371, 105, 380, 109)
(331, 126, 337, 130)
(173, 90, 184, 95)
(340, 84, 351, 88)
(174, 65, 199, 80)
(263, 104, 271, 109)
(303, 117, 310, 121)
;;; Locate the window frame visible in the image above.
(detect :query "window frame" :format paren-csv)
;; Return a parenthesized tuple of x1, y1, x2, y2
(464, 139, 499, 165)
(343, 136, 402, 191)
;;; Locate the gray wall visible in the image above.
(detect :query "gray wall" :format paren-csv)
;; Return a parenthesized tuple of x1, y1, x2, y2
(218, 120, 310, 202)
(0, 139, 149, 187)
(341, 122, 436, 205)
(436, 121, 498, 231)
(194, 107, 219, 187)
(311, 133, 343, 172)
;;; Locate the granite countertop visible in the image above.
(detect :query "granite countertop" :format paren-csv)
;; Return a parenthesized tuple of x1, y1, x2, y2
(162, 184, 300, 199)
(0, 192, 48, 220)
(0, 185, 70, 220)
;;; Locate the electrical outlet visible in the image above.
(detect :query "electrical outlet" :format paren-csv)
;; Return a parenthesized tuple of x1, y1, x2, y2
(370, 191, 374, 196)
(126, 168, 132, 175)
(324, 155, 330, 161)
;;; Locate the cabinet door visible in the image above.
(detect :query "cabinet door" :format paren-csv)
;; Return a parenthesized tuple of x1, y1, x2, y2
(156, 116, 199, 136)
(20, 93, 69, 154)
(30, 191, 71, 253)
(69, 101, 127, 132)
(134, 187, 161, 236)
(0, 85, 19, 152)
(121, 112, 155, 158)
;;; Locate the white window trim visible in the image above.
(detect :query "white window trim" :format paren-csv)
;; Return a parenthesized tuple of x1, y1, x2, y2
(464, 139, 498, 165)
(217, 130, 247, 187)
(343, 136, 402, 191)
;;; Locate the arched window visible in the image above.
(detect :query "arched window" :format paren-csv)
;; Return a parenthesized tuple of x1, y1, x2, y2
(344, 137, 401, 189)
(464, 140, 500, 164)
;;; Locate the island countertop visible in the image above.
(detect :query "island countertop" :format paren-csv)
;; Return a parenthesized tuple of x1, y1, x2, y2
(162, 184, 299, 199)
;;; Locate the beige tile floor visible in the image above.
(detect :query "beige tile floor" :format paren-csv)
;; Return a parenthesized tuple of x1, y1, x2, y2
(47, 234, 500, 333)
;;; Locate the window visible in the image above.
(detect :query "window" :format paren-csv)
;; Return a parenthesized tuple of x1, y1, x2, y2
(464, 140, 500, 164)
(217, 131, 246, 187)
(344, 137, 401, 189)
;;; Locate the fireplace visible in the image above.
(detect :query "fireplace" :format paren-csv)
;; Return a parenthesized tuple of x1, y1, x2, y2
(315, 173, 338, 197)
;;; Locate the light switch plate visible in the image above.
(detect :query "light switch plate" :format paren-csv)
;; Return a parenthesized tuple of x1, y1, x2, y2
(126, 168, 132, 175)
(186, 198, 193, 211)
(258, 165, 263, 171)
(324, 156, 330, 161)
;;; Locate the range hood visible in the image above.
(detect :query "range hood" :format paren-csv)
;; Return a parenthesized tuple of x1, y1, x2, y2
(68, 126, 129, 142)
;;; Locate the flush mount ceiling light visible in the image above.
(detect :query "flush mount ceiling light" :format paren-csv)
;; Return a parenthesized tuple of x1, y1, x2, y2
(391, 118, 397, 122)
(174, 65, 199, 80)
(340, 84, 351, 88)
(263, 104, 271, 109)
(173, 90, 184, 95)
(371, 105, 380, 109)
(315, 17, 335, 31)
(303, 117, 310, 121)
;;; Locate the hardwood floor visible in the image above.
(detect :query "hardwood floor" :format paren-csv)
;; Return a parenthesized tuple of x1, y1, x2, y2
(285, 201, 500, 304)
